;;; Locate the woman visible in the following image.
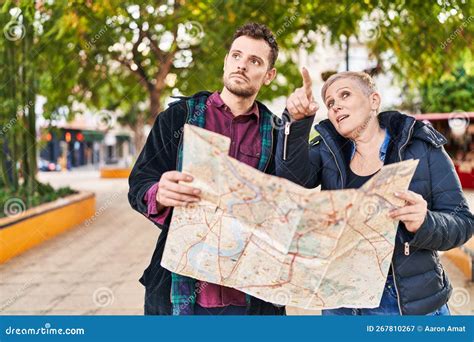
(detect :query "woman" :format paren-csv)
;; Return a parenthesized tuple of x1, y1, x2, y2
(276, 69, 474, 315)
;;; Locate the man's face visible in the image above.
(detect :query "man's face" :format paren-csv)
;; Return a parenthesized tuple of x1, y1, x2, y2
(223, 35, 276, 98)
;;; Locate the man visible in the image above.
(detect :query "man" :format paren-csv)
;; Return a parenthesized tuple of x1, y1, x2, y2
(128, 23, 285, 315)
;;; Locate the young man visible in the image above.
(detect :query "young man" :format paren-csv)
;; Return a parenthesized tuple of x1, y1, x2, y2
(128, 23, 285, 315)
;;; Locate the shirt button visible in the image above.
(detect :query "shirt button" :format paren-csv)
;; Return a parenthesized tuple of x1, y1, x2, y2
(256, 153, 260, 157)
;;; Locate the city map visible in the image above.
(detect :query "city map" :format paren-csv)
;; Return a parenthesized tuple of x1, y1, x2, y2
(161, 124, 419, 310)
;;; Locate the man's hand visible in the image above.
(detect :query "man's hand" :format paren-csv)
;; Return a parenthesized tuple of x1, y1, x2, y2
(389, 190, 428, 233)
(156, 171, 201, 209)
(287, 67, 319, 121)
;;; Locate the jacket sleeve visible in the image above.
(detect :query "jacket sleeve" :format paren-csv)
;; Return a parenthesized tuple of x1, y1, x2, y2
(409, 145, 474, 251)
(127, 103, 182, 226)
(275, 111, 322, 188)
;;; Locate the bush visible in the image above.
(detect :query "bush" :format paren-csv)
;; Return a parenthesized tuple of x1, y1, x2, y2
(0, 182, 76, 218)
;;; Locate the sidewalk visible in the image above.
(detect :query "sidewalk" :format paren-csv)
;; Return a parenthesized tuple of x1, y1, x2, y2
(0, 170, 157, 314)
(0, 170, 472, 315)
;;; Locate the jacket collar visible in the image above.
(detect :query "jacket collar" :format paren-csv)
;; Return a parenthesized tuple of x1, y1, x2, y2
(314, 111, 447, 186)
(172, 91, 272, 123)
(316, 110, 447, 153)
(380, 111, 447, 147)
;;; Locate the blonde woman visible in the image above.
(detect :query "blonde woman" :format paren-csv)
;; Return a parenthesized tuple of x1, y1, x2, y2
(276, 70, 473, 315)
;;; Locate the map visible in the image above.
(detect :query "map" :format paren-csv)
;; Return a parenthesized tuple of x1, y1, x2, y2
(161, 124, 419, 310)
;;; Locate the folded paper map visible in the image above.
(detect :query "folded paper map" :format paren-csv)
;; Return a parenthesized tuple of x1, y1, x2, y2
(161, 124, 419, 310)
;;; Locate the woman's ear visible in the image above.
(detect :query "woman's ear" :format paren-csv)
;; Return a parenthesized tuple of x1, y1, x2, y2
(370, 92, 381, 111)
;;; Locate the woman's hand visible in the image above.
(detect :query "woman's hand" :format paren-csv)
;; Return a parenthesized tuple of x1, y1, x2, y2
(389, 190, 428, 233)
(287, 67, 319, 121)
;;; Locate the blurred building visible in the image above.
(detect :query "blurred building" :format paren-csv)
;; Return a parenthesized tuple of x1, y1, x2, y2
(38, 110, 133, 171)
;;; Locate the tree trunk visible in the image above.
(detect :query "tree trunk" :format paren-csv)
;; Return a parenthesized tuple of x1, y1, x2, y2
(132, 87, 161, 154)
(132, 114, 146, 155)
(2, 29, 20, 191)
(26, 24, 37, 191)
(150, 88, 162, 121)
(21, 17, 33, 203)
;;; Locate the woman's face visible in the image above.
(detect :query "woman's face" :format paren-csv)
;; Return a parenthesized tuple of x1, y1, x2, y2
(324, 78, 379, 139)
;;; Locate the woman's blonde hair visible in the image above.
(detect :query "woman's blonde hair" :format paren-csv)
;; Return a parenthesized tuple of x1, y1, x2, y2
(321, 71, 377, 100)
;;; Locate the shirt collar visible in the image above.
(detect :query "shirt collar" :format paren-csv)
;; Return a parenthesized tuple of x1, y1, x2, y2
(209, 91, 260, 122)
(350, 128, 391, 162)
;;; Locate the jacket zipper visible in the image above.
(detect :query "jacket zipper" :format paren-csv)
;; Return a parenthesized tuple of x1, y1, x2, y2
(283, 122, 290, 161)
(404, 242, 410, 256)
(391, 261, 404, 315)
(398, 120, 415, 161)
(319, 134, 344, 187)
(391, 119, 415, 316)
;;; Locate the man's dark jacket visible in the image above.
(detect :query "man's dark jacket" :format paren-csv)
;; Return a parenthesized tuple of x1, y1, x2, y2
(128, 91, 285, 315)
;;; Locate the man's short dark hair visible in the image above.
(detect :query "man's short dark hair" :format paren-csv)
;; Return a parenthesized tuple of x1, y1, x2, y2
(231, 23, 279, 68)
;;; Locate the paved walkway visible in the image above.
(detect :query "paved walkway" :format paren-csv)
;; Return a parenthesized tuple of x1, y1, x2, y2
(0, 170, 472, 315)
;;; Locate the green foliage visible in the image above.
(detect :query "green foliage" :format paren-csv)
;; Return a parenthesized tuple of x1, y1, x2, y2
(420, 65, 474, 113)
(367, 0, 473, 84)
(1, 0, 473, 202)
(0, 182, 76, 218)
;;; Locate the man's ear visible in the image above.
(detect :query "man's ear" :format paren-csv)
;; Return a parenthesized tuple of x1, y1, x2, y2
(264, 67, 277, 86)
(223, 53, 228, 70)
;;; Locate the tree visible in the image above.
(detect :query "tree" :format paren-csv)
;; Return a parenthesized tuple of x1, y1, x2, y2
(2, 0, 472, 198)
(56, 1, 474, 150)
(361, 0, 473, 91)
(48, 1, 310, 151)
(0, 1, 37, 198)
(0, 0, 77, 208)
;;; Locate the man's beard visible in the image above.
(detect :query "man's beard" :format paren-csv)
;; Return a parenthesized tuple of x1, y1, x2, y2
(223, 74, 258, 98)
